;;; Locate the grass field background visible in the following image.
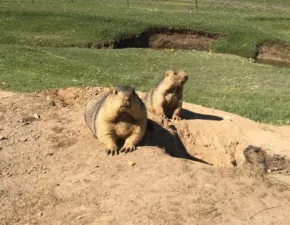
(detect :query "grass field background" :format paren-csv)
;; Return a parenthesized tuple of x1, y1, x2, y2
(0, 0, 290, 124)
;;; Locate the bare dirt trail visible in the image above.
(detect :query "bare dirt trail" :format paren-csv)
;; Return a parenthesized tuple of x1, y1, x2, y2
(1, 87, 290, 225)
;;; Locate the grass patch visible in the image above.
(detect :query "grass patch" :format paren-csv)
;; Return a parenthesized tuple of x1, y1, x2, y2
(0, 0, 290, 57)
(0, 0, 290, 125)
(1, 44, 290, 125)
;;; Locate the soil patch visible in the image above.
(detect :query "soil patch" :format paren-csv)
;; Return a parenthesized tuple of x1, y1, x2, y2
(1, 87, 290, 224)
(256, 41, 290, 68)
(88, 28, 221, 51)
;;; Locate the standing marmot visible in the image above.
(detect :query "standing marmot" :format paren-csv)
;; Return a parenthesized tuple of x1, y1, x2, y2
(142, 70, 188, 120)
(85, 86, 147, 155)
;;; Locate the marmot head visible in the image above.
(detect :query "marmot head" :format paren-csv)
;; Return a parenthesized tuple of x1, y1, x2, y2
(108, 85, 140, 111)
(243, 145, 266, 165)
(164, 70, 188, 86)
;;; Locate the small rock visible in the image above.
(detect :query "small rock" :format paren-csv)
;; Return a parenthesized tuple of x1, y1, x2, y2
(34, 135, 40, 140)
(267, 169, 272, 174)
(38, 212, 43, 217)
(76, 216, 84, 220)
(45, 152, 54, 156)
(20, 138, 28, 142)
(0, 136, 7, 141)
(224, 116, 232, 121)
(33, 113, 40, 119)
(128, 160, 136, 167)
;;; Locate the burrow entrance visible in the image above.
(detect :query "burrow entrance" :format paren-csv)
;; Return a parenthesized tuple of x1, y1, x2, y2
(86, 28, 290, 68)
(87, 28, 221, 51)
(255, 41, 290, 68)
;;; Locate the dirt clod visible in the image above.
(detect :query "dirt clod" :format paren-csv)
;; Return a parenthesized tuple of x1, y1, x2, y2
(224, 115, 232, 121)
(128, 160, 136, 167)
(33, 113, 40, 119)
(0, 136, 7, 141)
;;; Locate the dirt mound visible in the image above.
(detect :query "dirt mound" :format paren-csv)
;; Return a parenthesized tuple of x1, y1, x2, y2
(89, 28, 221, 51)
(20, 87, 290, 169)
(256, 41, 290, 68)
(38, 86, 106, 107)
(1, 87, 290, 225)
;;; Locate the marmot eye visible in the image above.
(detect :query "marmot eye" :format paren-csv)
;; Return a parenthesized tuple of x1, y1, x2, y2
(115, 90, 118, 95)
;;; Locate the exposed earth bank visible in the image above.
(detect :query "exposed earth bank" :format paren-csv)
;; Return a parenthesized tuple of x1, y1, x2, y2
(1, 87, 290, 225)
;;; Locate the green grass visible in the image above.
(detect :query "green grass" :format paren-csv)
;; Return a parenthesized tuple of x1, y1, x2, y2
(0, 0, 290, 125)
(1, 0, 290, 57)
(1, 44, 290, 125)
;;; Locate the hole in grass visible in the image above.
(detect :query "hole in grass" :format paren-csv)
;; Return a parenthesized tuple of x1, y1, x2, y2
(88, 27, 221, 51)
(255, 40, 290, 68)
(85, 27, 290, 68)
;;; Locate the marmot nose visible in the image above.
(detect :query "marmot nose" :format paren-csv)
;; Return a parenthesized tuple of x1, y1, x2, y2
(184, 74, 188, 80)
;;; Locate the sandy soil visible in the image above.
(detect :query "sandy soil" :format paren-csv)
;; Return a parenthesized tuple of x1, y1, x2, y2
(1, 87, 290, 225)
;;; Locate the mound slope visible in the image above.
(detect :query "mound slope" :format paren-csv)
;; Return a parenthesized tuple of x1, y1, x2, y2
(1, 87, 290, 225)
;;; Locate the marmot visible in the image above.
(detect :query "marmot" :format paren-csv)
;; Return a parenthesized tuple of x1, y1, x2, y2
(85, 86, 147, 155)
(142, 70, 188, 120)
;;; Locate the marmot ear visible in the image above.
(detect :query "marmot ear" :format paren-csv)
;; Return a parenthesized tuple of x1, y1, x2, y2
(165, 70, 173, 77)
(132, 86, 135, 92)
(110, 87, 117, 95)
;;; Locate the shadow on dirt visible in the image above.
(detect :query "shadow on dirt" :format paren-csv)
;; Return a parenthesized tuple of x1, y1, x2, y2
(181, 108, 223, 121)
(142, 119, 213, 166)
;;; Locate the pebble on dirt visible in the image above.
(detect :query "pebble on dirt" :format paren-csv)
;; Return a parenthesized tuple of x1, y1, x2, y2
(224, 116, 232, 121)
(33, 113, 40, 119)
(128, 160, 136, 166)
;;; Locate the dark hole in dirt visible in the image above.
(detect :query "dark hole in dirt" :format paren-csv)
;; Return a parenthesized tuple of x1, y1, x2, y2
(87, 28, 290, 68)
(89, 28, 221, 51)
(255, 41, 290, 68)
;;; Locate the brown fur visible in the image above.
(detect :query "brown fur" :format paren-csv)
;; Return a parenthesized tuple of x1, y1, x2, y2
(142, 70, 188, 120)
(85, 86, 147, 155)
